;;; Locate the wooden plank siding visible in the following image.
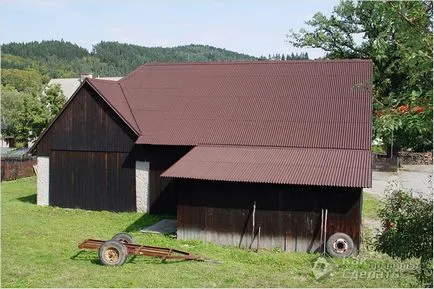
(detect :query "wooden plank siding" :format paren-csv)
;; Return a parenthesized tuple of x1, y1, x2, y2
(33, 83, 138, 211)
(35, 83, 137, 156)
(50, 150, 135, 212)
(177, 180, 362, 252)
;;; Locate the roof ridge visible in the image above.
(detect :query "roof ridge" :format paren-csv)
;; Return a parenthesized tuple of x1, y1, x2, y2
(120, 62, 149, 83)
(125, 59, 372, 67)
(89, 78, 122, 83)
(195, 144, 370, 151)
(119, 59, 373, 83)
(118, 82, 141, 135)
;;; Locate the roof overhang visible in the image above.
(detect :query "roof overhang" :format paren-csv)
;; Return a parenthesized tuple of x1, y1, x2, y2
(162, 145, 372, 188)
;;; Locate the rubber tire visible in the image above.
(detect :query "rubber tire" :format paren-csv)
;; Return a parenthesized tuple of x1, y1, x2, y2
(98, 240, 128, 266)
(326, 232, 354, 258)
(111, 232, 136, 244)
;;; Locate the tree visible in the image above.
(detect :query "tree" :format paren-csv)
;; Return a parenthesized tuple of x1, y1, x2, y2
(1, 85, 26, 144)
(1, 84, 66, 147)
(287, 1, 433, 153)
(1, 69, 44, 93)
(42, 83, 66, 120)
(21, 84, 66, 144)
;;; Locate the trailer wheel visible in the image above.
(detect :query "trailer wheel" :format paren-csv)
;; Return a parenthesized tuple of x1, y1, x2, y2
(111, 232, 136, 244)
(98, 240, 128, 266)
(326, 232, 354, 258)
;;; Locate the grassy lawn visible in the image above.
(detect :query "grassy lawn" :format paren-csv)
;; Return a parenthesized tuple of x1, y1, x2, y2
(1, 177, 421, 287)
(362, 192, 381, 220)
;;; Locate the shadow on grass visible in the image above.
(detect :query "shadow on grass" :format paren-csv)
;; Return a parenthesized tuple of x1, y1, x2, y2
(70, 250, 99, 263)
(71, 250, 184, 266)
(17, 193, 36, 204)
(124, 214, 175, 233)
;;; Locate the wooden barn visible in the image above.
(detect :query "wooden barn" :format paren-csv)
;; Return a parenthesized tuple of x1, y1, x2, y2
(30, 60, 372, 253)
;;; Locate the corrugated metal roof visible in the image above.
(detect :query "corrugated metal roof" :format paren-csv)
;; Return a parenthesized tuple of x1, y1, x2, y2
(0, 147, 32, 160)
(120, 60, 373, 149)
(161, 145, 372, 188)
(88, 79, 141, 134)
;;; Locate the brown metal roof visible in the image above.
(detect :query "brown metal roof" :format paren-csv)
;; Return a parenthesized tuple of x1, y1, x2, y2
(119, 60, 373, 149)
(161, 145, 372, 187)
(88, 78, 141, 134)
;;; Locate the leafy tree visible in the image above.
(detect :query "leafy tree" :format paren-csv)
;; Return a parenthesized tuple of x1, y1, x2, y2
(287, 0, 433, 153)
(17, 92, 48, 145)
(1, 69, 44, 92)
(42, 84, 66, 120)
(376, 189, 433, 286)
(1, 84, 66, 147)
(1, 85, 26, 143)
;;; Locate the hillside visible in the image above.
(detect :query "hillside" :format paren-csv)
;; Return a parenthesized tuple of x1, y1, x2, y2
(1, 40, 258, 80)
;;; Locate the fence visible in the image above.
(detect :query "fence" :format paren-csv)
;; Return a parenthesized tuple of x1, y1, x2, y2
(1, 158, 36, 181)
(1, 147, 36, 181)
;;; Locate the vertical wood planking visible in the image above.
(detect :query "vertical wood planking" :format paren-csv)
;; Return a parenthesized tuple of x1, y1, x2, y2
(36, 83, 136, 156)
(177, 180, 362, 252)
(50, 150, 135, 212)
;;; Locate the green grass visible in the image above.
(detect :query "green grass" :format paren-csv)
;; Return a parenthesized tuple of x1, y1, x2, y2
(1, 177, 421, 287)
(362, 192, 382, 220)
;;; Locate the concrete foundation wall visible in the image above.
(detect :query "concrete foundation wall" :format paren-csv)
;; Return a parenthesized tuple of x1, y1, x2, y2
(136, 161, 150, 213)
(36, 156, 49, 206)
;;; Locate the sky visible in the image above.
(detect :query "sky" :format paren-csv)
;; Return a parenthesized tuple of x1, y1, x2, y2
(0, 0, 338, 59)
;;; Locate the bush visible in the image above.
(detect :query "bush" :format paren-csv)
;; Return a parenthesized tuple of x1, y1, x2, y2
(376, 189, 433, 286)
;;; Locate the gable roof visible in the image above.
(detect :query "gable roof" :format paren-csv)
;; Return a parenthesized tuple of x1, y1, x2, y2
(120, 60, 373, 150)
(31, 60, 373, 187)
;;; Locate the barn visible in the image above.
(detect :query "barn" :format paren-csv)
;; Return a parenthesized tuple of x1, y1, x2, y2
(30, 60, 372, 253)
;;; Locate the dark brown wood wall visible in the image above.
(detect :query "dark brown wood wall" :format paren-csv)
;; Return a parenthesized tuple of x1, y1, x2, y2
(177, 180, 362, 252)
(35, 83, 136, 156)
(34, 84, 138, 212)
(50, 150, 135, 211)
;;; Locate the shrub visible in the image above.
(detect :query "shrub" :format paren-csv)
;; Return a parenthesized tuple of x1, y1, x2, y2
(376, 189, 433, 286)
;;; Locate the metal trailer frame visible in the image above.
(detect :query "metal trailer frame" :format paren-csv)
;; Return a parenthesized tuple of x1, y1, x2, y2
(78, 238, 208, 265)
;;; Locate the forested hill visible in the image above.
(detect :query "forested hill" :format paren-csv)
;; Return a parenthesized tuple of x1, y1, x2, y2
(1, 40, 258, 80)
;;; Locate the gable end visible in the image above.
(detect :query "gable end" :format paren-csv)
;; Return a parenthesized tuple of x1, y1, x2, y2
(30, 81, 138, 156)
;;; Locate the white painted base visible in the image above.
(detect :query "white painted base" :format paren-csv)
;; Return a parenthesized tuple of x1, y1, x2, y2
(36, 156, 49, 206)
(136, 161, 150, 213)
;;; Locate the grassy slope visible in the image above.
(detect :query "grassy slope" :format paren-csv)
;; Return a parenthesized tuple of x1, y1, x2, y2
(1, 177, 419, 288)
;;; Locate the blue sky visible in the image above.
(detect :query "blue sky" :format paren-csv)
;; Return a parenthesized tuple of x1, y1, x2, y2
(0, 0, 338, 59)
